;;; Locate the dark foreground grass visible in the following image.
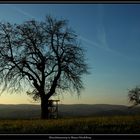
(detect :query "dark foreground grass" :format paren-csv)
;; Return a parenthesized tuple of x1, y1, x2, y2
(0, 115, 140, 134)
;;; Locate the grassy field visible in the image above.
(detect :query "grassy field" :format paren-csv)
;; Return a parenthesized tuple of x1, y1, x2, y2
(0, 115, 140, 134)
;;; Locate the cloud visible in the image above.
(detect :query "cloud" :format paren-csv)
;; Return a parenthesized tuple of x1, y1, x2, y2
(79, 35, 100, 48)
(79, 30, 125, 59)
(9, 5, 36, 19)
(78, 5, 112, 53)
(78, 27, 112, 53)
(78, 5, 126, 58)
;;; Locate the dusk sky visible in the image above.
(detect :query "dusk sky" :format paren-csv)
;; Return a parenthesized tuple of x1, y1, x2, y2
(0, 4, 140, 105)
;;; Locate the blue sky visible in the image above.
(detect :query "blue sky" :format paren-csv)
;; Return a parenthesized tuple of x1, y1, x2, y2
(0, 4, 140, 105)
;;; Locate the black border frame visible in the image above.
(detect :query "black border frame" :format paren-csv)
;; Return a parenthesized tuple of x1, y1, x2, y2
(0, 1, 140, 140)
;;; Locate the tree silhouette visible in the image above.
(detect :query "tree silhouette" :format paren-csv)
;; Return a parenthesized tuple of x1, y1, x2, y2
(0, 16, 89, 119)
(128, 86, 140, 107)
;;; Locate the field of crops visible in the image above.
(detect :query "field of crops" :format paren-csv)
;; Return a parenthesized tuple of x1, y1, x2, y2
(0, 115, 140, 134)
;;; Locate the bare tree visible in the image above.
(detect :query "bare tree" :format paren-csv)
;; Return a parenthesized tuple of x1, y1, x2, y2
(0, 16, 89, 119)
(128, 86, 140, 107)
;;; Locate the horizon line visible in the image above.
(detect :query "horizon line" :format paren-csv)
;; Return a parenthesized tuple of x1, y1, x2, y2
(0, 103, 131, 106)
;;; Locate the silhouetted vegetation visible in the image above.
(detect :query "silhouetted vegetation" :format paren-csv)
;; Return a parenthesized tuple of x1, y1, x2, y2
(0, 116, 140, 133)
(0, 15, 89, 119)
(128, 86, 140, 107)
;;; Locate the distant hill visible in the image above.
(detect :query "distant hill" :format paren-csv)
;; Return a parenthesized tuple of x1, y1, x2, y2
(0, 104, 40, 119)
(0, 104, 140, 119)
(59, 104, 140, 117)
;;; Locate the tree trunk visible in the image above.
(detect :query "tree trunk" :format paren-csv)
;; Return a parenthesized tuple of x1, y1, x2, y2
(41, 97, 49, 119)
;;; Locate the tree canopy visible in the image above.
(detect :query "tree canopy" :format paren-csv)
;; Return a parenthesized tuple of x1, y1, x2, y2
(0, 16, 89, 119)
(128, 86, 140, 107)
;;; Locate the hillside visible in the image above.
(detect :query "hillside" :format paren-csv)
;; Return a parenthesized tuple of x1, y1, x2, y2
(0, 104, 139, 119)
